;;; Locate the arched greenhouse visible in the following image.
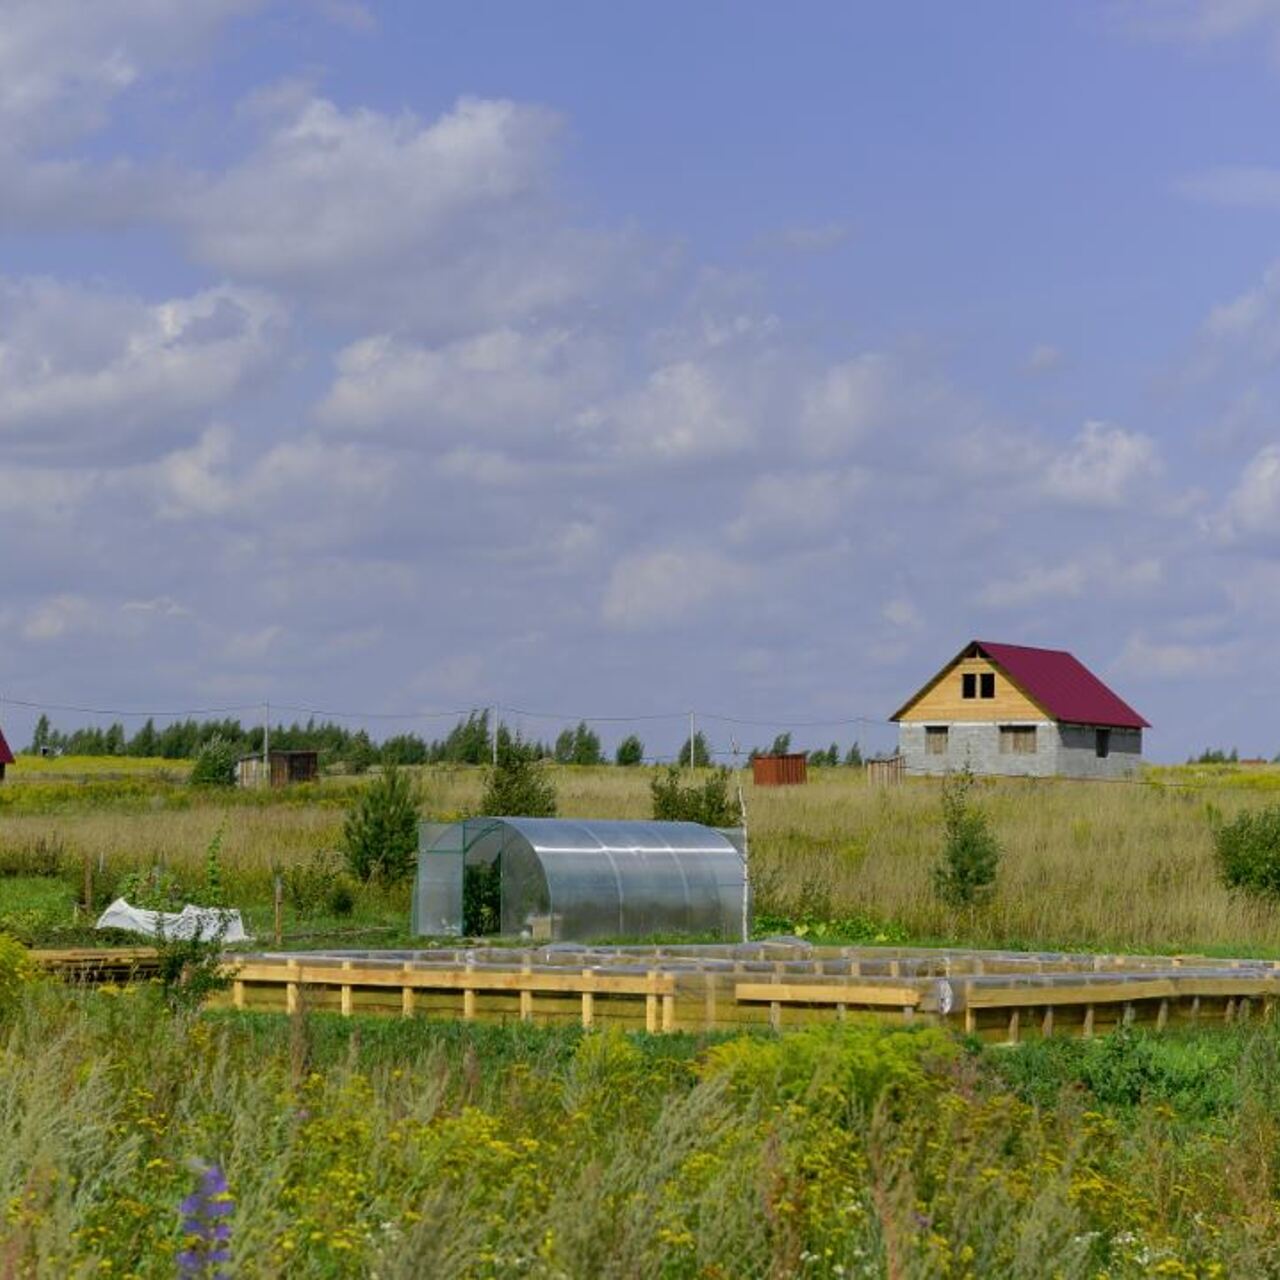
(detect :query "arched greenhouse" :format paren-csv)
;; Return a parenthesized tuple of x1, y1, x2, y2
(412, 816, 748, 942)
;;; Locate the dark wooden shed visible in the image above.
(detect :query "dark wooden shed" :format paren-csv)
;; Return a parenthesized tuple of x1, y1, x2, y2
(237, 750, 319, 788)
(0, 725, 13, 782)
(751, 753, 808, 786)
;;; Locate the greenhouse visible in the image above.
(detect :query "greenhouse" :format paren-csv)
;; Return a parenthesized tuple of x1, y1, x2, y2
(412, 816, 748, 942)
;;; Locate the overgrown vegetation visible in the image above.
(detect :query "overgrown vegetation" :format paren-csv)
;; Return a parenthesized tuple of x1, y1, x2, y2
(5, 984, 1280, 1275)
(1213, 802, 1280, 898)
(188, 735, 237, 788)
(650, 765, 740, 827)
(480, 734, 557, 818)
(342, 763, 420, 883)
(931, 765, 1001, 908)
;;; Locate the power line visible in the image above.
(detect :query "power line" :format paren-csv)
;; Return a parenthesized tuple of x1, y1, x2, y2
(0, 696, 262, 718)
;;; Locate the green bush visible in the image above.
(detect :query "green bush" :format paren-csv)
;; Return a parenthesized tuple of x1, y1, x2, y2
(286, 849, 358, 917)
(932, 766, 1000, 908)
(614, 735, 644, 766)
(650, 765, 739, 827)
(1213, 804, 1280, 897)
(115, 864, 186, 911)
(189, 735, 238, 787)
(480, 735, 557, 818)
(0, 933, 36, 1018)
(342, 764, 420, 883)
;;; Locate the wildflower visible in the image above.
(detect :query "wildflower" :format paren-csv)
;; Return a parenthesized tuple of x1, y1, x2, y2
(176, 1162, 233, 1279)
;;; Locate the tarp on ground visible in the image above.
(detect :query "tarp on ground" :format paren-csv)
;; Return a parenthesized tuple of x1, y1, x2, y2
(95, 897, 250, 943)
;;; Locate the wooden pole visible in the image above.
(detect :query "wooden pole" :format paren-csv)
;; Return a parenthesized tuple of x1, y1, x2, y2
(273, 874, 283, 948)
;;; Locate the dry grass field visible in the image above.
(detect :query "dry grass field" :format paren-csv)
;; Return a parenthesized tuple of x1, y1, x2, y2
(4, 757, 1280, 954)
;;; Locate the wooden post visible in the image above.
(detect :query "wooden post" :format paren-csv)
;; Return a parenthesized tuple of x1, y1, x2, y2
(769, 967, 782, 1032)
(1082, 1004, 1094, 1038)
(232, 978, 245, 1010)
(273, 875, 284, 948)
(1041, 1006, 1054, 1038)
(704, 970, 717, 1031)
(662, 987, 676, 1033)
(463, 959, 476, 1021)
(340, 959, 353, 1018)
(1007, 1009, 1020, 1044)
(286, 959, 299, 1015)
(401, 962, 414, 1019)
(581, 968, 595, 1029)
(82, 853, 93, 915)
(520, 955, 534, 1022)
(645, 969, 659, 1033)
(1156, 998, 1169, 1031)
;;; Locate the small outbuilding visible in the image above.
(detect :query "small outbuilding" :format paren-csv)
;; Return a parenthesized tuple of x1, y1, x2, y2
(752, 753, 808, 786)
(236, 749, 319, 788)
(892, 640, 1148, 779)
(0, 725, 13, 782)
(413, 816, 748, 942)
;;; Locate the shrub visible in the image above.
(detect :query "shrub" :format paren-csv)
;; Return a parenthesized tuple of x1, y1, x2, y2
(342, 764, 420, 883)
(650, 765, 739, 827)
(287, 849, 358, 917)
(116, 864, 187, 911)
(932, 766, 1000, 908)
(615, 735, 644, 767)
(189, 736, 238, 787)
(0, 933, 36, 1018)
(1213, 804, 1280, 897)
(480, 735, 557, 818)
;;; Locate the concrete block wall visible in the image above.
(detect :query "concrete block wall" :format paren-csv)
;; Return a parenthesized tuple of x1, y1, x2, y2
(899, 721, 1142, 779)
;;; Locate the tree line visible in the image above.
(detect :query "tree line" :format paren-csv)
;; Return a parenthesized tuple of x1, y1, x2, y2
(24, 710, 864, 769)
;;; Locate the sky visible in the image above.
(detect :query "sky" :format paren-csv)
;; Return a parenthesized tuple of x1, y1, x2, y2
(5, 1, 1280, 762)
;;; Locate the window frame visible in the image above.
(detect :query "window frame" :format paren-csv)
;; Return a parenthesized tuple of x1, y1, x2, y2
(998, 725, 1037, 755)
(961, 672, 977, 699)
(925, 726, 948, 756)
(980, 672, 995, 699)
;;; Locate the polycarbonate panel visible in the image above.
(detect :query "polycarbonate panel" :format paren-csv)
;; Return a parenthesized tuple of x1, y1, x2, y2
(413, 821, 464, 936)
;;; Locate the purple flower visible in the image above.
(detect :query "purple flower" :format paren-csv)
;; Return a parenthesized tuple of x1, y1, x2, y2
(177, 1162, 233, 1278)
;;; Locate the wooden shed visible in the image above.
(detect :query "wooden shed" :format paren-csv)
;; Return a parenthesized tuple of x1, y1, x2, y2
(237, 750, 319, 789)
(0, 725, 13, 782)
(752, 753, 808, 786)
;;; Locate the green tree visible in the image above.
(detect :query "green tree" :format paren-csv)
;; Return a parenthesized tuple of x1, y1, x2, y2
(677, 731, 712, 768)
(189, 736, 238, 787)
(931, 766, 1000, 908)
(28, 714, 51, 755)
(1213, 804, 1280, 898)
(844, 742, 863, 767)
(571, 721, 602, 765)
(345, 730, 378, 775)
(615, 734, 645, 766)
(481, 733, 557, 817)
(129, 717, 159, 758)
(343, 763, 420, 883)
(768, 732, 792, 756)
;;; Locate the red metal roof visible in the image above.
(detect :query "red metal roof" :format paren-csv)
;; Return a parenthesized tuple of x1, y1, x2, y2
(974, 641, 1149, 729)
(0, 726, 13, 766)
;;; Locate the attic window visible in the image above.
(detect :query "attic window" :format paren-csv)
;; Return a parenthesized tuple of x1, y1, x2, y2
(980, 672, 995, 698)
(962, 673, 977, 699)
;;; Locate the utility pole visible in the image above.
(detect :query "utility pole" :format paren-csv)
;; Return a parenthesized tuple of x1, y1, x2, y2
(688, 709, 695, 772)
(732, 737, 750, 943)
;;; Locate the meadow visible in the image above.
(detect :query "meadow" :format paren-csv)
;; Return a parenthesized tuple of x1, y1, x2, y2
(7, 759, 1280, 1275)
(3, 756, 1280, 955)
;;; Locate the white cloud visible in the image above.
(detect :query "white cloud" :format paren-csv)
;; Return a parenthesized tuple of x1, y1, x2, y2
(594, 361, 754, 462)
(22, 594, 98, 641)
(1216, 443, 1280, 540)
(772, 223, 850, 253)
(0, 280, 285, 463)
(0, 0, 260, 149)
(1115, 633, 1244, 679)
(602, 549, 752, 629)
(1042, 421, 1161, 508)
(728, 468, 867, 545)
(1200, 261, 1280, 365)
(318, 327, 609, 439)
(799, 354, 897, 457)
(980, 554, 1162, 608)
(881, 597, 923, 630)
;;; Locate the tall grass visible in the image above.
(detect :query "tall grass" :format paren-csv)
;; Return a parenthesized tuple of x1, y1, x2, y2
(3, 763, 1280, 954)
(3, 981, 1280, 1276)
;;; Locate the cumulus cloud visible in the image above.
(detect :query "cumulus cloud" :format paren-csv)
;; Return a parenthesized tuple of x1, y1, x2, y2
(1216, 443, 1280, 541)
(1199, 261, 1280, 366)
(602, 549, 752, 629)
(728, 468, 867, 546)
(318, 327, 610, 440)
(980, 554, 1162, 608)
(0, 280, 285, 464)
(1042, 421, 1161, 508)
(1178, 165, 1280, 209)
(0, 0, 260, 150)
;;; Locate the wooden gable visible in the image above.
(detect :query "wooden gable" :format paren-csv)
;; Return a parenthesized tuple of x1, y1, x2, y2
(894, 649, 1049, 724)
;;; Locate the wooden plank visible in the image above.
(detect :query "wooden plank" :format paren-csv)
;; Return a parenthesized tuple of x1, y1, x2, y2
(230, 963, 674, 996)
(735, 982, 924, 1008)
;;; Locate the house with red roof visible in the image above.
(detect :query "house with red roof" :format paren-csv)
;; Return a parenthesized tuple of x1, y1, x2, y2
(0, 724, 14, 782)
(891, 641, 1148, 778)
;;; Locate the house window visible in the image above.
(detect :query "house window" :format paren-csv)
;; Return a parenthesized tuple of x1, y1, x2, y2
(980, 672, 995, 698)
(925, 726, 948, 755)
(1096, 728, 1111, 759)
(999, 726, 1037, 755)
(961, 673, 976, 699)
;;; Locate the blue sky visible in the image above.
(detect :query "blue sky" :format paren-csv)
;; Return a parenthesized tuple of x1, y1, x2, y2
(4, 0, 1280, 762)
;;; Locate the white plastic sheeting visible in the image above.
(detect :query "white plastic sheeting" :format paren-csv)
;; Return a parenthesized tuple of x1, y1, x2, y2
(95, 898, 250, 943)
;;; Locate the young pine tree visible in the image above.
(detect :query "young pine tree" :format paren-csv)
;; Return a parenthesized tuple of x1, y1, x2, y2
(931, 766, 1000, 908)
